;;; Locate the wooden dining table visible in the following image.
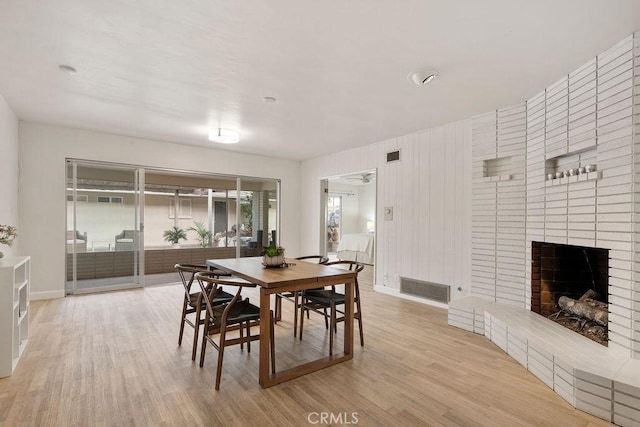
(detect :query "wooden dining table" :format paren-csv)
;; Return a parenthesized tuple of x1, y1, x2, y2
(206, 256, 357, 388)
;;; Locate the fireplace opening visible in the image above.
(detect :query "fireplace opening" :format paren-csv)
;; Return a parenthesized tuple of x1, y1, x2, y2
(531, 241, 609, 346)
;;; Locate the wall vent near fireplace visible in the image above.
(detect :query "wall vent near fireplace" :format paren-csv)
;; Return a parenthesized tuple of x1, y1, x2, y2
(400, 277, 450, 303)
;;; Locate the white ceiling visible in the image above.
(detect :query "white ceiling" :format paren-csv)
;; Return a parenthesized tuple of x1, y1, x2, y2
(1, 1, 640, 161)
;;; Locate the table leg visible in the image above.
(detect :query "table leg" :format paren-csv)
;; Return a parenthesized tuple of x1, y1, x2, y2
(259, 288, 270, 387)
(344, 277, 354, 357)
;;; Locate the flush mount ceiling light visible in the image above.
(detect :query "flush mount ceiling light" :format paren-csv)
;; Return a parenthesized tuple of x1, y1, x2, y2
(209, 128, 240, 144)
(408, 68, 438, 86)
(58, 64, 77, 75)
(262, 96, 276, 103)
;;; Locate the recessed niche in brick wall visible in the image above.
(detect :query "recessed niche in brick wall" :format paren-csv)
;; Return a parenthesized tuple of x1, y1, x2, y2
(481, 156, 512, 181)
(544, 146, 599, 183)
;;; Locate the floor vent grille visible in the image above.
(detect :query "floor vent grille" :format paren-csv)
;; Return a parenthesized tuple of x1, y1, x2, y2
(400, 277, 450, 303)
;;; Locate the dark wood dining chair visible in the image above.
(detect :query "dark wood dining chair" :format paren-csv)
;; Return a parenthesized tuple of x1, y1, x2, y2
(195, 271, 275, 390)
(299, 260, 364, 355)
(176, 264, 234, 361)
(274, 255, 329, 336)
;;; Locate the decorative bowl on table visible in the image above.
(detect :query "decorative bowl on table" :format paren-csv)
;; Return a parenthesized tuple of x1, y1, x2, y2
(261, 244, 286, 267)
(263, 254, 285, 267)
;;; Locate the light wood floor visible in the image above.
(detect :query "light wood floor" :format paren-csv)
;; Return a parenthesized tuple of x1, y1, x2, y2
(0, 267, 611, 426)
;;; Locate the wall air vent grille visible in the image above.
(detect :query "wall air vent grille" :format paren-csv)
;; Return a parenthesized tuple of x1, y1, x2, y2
(386, 150, 400, 162)
(400, 277, 450, 303)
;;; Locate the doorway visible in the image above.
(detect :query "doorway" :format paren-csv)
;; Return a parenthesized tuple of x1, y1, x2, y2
(322, 170, 376, 264)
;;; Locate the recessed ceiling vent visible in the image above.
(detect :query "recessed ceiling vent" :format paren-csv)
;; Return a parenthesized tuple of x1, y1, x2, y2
(386, 150, 400, 163)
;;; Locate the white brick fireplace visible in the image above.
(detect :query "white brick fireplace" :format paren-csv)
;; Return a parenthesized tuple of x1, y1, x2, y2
(449, 33, 640, 425)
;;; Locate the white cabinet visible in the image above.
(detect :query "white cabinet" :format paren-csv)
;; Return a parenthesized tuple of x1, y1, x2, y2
(0, 256, 30, 378)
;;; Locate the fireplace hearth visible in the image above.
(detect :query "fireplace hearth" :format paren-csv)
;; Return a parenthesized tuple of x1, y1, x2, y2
(530, 241, 609, 346)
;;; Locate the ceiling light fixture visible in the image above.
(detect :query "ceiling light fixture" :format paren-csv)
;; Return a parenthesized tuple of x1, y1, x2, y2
(209, 128, 240, 144)
(59, 64, 77, 75)
(408, 68, 438, 86)
(262, 96, 276, 103)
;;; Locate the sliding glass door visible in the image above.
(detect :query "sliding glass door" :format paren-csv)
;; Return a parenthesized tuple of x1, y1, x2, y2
(66, 161, 144, 294)
(66, 162, 281, 294)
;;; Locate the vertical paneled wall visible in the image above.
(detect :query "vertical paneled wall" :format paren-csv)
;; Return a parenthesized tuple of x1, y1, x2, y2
(471, 33, 640, 358)
(300, 121, 472, 301)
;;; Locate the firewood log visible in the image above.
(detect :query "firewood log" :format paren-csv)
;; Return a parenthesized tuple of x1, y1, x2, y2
(558, 296, 608, 326)
(579, 289, 600, 301)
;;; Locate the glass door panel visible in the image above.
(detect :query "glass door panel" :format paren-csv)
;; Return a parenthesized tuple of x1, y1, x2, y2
(238, 178, 279, 258)
(327, 195, 342, 254)
(66, 161, 143, 294)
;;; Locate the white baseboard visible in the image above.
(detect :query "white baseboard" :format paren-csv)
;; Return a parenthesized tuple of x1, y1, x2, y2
(373, 284, 449, 309)
(30, 289, 65, 301)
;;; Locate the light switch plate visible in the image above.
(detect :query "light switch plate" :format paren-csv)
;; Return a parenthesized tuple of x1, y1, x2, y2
(384, 206, 393, 221)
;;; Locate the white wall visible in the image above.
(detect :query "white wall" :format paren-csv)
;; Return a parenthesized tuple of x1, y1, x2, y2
(19, 122, 301, 299)
(301, 120, 472, 301)
(326, 181, 375, 236)
(66, 193, 215, 248)
(67, 192, 137, 246)
(358, 183, 376, 233)
(0, 94, 19, 256)
(327, 182, 360, 235)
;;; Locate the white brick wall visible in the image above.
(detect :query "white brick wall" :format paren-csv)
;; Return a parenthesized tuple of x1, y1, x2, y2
(470, 32, 640, 359)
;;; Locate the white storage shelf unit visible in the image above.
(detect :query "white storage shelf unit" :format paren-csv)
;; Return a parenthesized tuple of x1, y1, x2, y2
(0, 256, 30, 378)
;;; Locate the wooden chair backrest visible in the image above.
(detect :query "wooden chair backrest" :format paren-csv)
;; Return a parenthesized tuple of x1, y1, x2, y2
(295, 255, 329, 264)
(194, 271, 256, 324)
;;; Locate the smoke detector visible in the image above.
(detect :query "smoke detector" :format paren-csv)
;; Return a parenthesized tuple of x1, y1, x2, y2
(408, 68, 438, 86)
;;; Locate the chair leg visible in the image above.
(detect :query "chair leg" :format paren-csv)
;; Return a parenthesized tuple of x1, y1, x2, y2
(329, 302, 336, 356)
(293, 291, 299, 337)
(356, 298, 364, 347)
(199, 322, 208, 368)
(192, 302, 202, 361)
(246, 321, 251, 353)
(178, 298, 188, 345)
(275, 294, 282, 322)
(270, 310, 276, 374)
(239, 320, 244, 350)
(299, 299, 305, 341)
(215, 326, 226, 391)
(323, 308, 329, 330)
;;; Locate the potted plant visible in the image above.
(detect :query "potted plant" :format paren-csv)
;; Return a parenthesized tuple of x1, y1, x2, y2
(0, 224, 17, 259)
(261, 243, 285, 267)
(188, 221, 212, 248)
(163, 226, 187, 248)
